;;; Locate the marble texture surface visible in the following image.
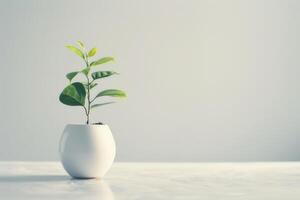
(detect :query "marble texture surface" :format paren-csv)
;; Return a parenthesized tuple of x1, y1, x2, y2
(0, 162, 300, 200)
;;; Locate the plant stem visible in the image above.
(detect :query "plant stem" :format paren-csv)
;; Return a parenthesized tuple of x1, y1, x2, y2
(83, 106, 88, 119)
(86, 77, 91, 124)
(84, 56, 91, 124)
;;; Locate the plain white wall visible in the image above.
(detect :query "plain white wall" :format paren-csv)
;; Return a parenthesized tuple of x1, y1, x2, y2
(0, 0, 299, 161)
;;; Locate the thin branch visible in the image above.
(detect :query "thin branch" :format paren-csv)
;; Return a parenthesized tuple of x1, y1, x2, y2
(83, 106, 87, 115)
(83, 106, 88, 119)
(90, 96, 97, 103)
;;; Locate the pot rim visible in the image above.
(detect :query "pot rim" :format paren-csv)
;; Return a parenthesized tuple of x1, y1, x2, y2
(65, 124, 108, 127)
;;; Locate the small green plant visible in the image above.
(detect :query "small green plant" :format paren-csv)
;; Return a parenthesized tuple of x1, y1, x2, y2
(59, 41, 126, 124)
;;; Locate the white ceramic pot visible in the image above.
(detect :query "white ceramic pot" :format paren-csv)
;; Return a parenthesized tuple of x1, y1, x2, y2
(59, 124, 116, 179)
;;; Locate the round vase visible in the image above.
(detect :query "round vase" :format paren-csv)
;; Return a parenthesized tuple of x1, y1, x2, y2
(59, 124, 116, 179)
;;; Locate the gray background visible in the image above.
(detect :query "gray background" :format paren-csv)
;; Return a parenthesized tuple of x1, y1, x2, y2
(0, 0, 299, 161)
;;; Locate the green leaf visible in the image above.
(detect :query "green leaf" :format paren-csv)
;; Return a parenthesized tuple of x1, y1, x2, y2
(95, 89, 127, 98)
(88, 48, 97, 57)
(59, 82, 86, 106)
(77, 41, 85, 49)
(66, 71, 79, 82)
(91, 102, 115, 109)
(92, 71, 118, 80)
(81, 67, 90, 76)
(66, 45, 85, 59)
(90, 57, 114, 67)
(89, 82, 98, 89)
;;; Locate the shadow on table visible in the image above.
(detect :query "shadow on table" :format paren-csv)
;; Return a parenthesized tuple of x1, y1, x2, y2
(0, 175, 115, 199)
(0, 175, 71, 182)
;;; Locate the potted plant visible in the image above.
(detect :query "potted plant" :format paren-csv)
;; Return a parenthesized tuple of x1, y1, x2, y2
(58, 41, 126, 179)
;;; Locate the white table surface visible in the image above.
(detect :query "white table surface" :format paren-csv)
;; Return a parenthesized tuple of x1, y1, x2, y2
(0, 162, 300, 200)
